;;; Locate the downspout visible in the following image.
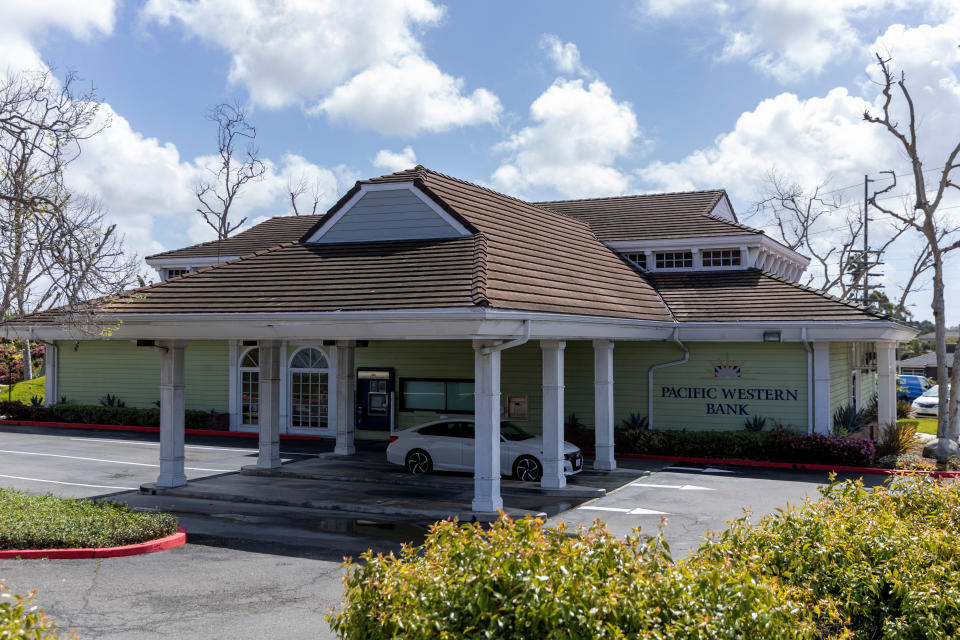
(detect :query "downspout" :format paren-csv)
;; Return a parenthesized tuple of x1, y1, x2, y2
(801, 327, 813, 435)
(478, 320, 531, 355)
(647, 326, 689, 429)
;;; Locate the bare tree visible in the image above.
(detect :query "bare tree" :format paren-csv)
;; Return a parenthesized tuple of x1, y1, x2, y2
(753, 170, 919, 309)
(0, 69, 139, 356)
(863, 54, 960, 457)
(287, 175, 325, 216)
(195, 102, 265, 240)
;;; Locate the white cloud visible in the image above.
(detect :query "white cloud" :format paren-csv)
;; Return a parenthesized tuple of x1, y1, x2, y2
(142, 0, 500, 135)
(492, 79, 641, 199)
(638, 0, 912, 83)
(0, 0, 116, 75)
(539, 34, 591, 77)
(373, 146, 417, 173)
(316, 55, 501, 136)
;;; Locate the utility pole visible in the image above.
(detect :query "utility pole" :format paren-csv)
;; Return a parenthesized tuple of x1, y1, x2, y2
(863, 174, 871, 305)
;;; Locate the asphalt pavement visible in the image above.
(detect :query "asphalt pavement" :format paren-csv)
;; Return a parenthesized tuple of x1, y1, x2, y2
(0, 424, 890, 639)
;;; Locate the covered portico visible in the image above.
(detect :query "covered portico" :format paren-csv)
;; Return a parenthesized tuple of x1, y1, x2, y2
(128, 310, 672, 513)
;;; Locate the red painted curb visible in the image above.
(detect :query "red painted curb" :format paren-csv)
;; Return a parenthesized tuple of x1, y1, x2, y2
(0, 527, 187, 560)
(583, 451, 960, 478)
(0, 419, 323, 440)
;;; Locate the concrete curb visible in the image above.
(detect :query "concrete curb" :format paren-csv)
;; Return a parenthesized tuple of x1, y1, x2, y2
(0, 419, 325, 441)
(140, 483, 546, 522)
(589, 451, 960, 478)
(239, 465, 606, 499)
(0, 526, 187, 559)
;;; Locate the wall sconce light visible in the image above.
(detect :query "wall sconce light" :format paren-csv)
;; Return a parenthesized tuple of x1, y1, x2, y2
(763, 330, 782, 342)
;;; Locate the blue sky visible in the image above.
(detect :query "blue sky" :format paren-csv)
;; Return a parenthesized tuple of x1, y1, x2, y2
(3, 0, 960, 322)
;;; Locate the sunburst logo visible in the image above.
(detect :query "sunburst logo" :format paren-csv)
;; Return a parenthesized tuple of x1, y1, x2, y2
(709, 354, 746, 379)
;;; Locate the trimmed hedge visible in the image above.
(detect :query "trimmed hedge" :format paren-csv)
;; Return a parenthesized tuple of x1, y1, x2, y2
(0, 488, 177, 550)
(699, 475, 960, 638)
(0, 400, 228, 430)
(0, 580, 76, 639)
(329, 476, 960, 638)
(329, 516, 822, 639)
(612, 427, 875, 466)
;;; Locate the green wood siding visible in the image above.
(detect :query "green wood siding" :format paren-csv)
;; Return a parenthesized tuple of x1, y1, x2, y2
(57, 340, 229, 411)
(830, 342, 853, 419)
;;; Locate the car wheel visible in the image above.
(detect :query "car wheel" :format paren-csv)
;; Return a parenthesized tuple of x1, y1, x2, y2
(405, 449, 433, 476)
(513, 455, 543, 482)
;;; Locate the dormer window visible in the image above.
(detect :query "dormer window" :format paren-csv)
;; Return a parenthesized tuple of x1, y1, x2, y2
(624, 252, 647, 269)
(702, 249, 741, 267)
(655, 251, 693, 269)
(166, 269, 189, 279)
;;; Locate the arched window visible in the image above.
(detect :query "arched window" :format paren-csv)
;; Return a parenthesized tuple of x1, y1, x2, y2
(239, 347, 259, 426)
(289, 347, 329, 429)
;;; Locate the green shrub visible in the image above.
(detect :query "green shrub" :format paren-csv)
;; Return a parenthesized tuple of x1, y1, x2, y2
(744, 415, 766, 432)
(0, 400, 228, 430)
(612, 428, 875, 466)
(0, 489, 177, 549)
(618, 411, 648, 431)
(0, 580, 76, 639)
(896, 399, 914, 419)
(697, 475, 960, 639)
(876, 420, 920, 458)
(832, 402, 867, 438)
(328, 515, 821, 639)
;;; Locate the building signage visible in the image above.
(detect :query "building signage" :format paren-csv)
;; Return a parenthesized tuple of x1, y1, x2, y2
(658, 355, 800, 416)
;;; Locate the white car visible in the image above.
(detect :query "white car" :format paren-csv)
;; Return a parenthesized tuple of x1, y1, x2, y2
(912, 384, 949, 417)
(386, 418, 583, 481)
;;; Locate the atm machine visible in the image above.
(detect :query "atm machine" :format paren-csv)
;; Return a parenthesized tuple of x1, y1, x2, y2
(356, 368, 395, 432)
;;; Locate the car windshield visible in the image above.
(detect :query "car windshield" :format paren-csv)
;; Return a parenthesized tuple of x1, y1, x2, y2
(500, 422, 534, 441)
(922, 385, 946, 398)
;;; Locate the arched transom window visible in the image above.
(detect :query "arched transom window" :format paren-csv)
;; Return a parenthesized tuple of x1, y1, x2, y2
(289, 347, 329, 429)
(239, 347, 259, 426)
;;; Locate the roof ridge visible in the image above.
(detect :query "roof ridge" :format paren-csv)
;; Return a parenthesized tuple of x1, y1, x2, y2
(535, 188, 726, 205)
(471, 232, 490, 308)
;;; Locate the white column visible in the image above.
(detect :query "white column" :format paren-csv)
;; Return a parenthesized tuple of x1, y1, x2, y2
(227, 340, 239, 429)
(278, 340, 289, 433)
(541, 340, 566, 489)
(43, 343, 58, 407)
(158, 340, 187, 488)
(876, 342, 896, 429)
(334, 340, 356, 455)
(593, 339, 616, 470)
(258, 340, 281, 469)
(473, 340, 503, 512)
(812, 342, 831, 435)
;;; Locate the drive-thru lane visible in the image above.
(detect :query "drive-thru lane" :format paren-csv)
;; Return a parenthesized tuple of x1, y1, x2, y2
(551, 461, 888, 555)
(0, 425, 326, 498)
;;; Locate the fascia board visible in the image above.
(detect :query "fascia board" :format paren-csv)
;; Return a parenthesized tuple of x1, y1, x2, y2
(677, 321, 916, 343)
(145, 256, 241, 268)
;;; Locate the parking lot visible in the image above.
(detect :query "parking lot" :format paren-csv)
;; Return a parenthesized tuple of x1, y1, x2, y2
(0, 424, 888, 639)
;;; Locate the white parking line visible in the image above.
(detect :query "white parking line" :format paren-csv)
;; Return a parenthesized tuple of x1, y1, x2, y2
(578, 505, 671, 515)
(630, 482, 715, 491)
(69, 438, 259, 453)
(67, 438, 320, 457)
(0, 474, 137, 491)
(0, 449, 231, 472)
(665, 465, 734, 474)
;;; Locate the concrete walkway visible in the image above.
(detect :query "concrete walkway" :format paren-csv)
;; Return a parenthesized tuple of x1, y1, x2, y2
(143, 451, 658, 522)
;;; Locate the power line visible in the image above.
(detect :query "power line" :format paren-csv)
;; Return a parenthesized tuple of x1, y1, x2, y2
(814, 167, 944, 198)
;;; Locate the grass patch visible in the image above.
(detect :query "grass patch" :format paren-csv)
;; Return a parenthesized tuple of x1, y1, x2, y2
(0, 488, 177, 550)
(913, 417, 938, 435)
(0, 376, 44, 404)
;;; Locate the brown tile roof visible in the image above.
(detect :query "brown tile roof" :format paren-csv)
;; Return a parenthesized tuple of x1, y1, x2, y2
(21, 167, 674, 321)
(536, 190, 764, 242)
(647, 269, 891, 322)
(342, 167, 673, 320)
(147, 215, 323, 261)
